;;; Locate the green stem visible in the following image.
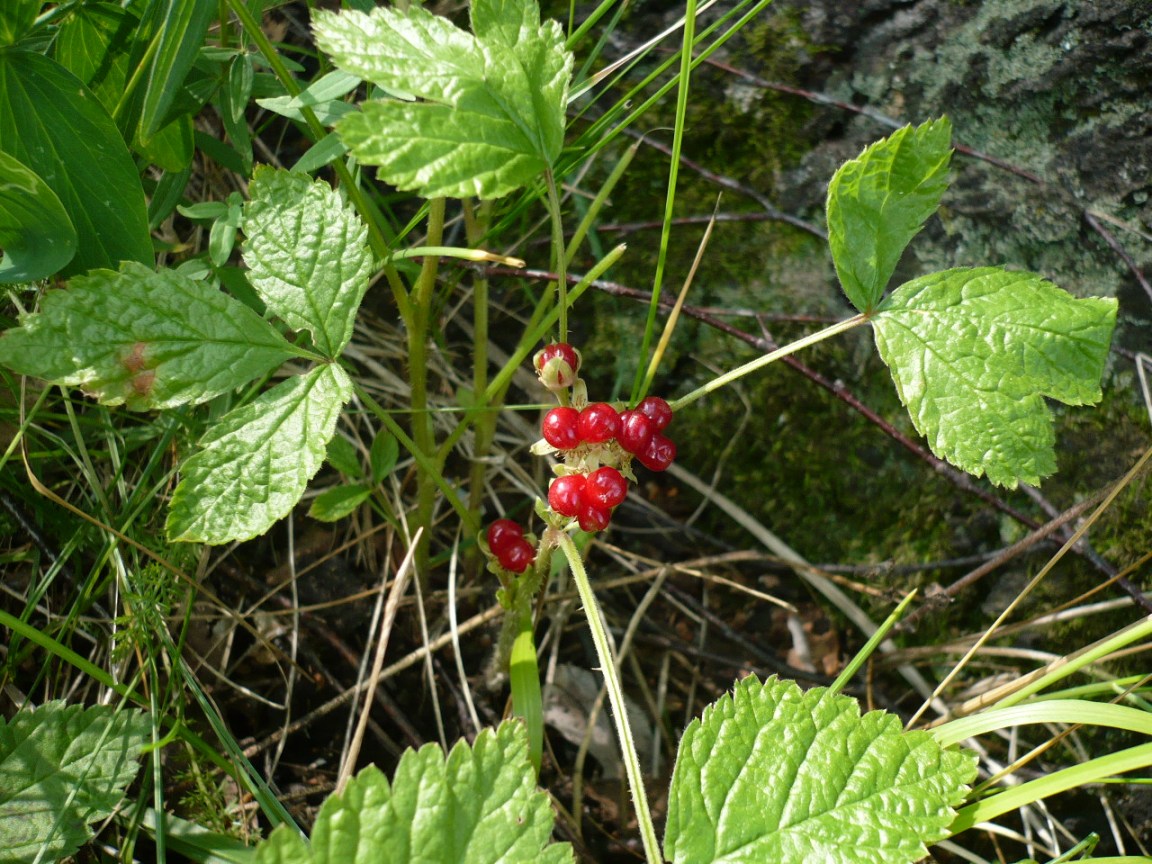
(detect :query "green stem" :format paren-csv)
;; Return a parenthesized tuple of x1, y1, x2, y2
(408, 198, 447, 567)
(555, 531, 661, 864)
(225, 0, 398, 279)
(545, 171, 568, 342)
(669, 314, 869, 412)
(356, 384, 479, 537)
(435, 244, 628, 467)
(631, 0, 697, 405)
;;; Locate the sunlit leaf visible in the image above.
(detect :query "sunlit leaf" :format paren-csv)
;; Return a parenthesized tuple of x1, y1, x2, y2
(0, 702, 149, 864)
(252, 723, 573, 863)
(872, 267, 1117, 487)
(827, 118, 952, 313)
(0, 262, 295, 409)
(665, 676, 977, 864)
(167, 363, 352, 544)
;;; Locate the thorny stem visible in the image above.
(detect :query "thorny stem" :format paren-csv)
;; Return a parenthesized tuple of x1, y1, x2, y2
(545, 170, 568, 342)
(556, 531, 662, 864)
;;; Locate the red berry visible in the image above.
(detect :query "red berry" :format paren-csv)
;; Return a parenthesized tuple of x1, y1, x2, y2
(533, 343, 580, 390)
(501, 539, 536, 573)
(617, 410, 655, 455)
(585, 466, 627, 508)
(577, 499, 612, 532)
(534, 342, 580, 375)
(577, 402, 621, 444)
(542, 406, 581, 450)
(637, 432, 676, 471)
(487, 518, 523, 555)
(548, 474, 586, 517)
(636, 396, 673, 431)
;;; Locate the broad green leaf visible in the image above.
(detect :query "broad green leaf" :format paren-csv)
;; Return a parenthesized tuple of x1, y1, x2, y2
(312, 0, 571, 199)
(243, 166, 374, 357)
(137, 0, 215, 142)
(52, 4, 138, 117)
(0, 262, 295, 410)
(308, 483, 371, 521)
(0, 150, 77, 283)
(872, 267, 1117, 488)
(53, 4, 196, 172)
(252, 722, 574, 864)
(336, 101, 553, 201)
(0, 702, 149, 864)
(0, 49, 153, 274)
(167, 363, 353, 544)
(0, 0, 38, 48)
(827, 117, 952, 313)
(665, 676, 977, 864)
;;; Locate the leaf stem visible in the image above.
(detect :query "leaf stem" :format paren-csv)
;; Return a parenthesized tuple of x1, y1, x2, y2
(555, 531, 662, 864)
(669, 313, 869, 412)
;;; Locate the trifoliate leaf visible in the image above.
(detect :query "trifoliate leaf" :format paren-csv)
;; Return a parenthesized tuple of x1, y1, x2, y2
(664, 676, 977, 864)
(252, 722, 574, 864)
(243, 166, 374, 358)
(0, 150, 77, 283)
(0, 262, 295, 410)
(872, 267, 1117, 488)
(0, 702, 149, 864)
(312, 0, 571, 199)
(167, 363, 352, 544)
(827, 118, 952, 313)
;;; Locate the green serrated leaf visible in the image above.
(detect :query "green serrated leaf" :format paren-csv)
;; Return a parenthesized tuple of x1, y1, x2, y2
(167, 363, 352, 544)
(0, 261, 295, 410)
(827, 117, 953, 313)
(872, 267, 1117, 488)
(243, 166, 374, 357)
(665, 676, 977, 864)
(313, 0, 571, 199)
(336, 101, 552, 201)
(0, 150, 78, 283)
(369, 428, 398, 485)
(0, 49, 153, 275)
(253, 722, 573, 864)
(308, 484, 371, 522)
(0, 702, 149, 864)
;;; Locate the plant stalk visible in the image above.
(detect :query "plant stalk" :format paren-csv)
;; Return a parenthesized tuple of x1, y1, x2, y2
(669, 313, 868, 411)
(556, 531, 662, 864)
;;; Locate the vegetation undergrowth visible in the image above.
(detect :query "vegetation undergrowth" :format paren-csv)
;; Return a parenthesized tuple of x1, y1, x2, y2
(0, 1, 1149, 862)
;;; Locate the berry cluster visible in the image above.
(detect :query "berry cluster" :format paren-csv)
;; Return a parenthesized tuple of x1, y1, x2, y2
(541, 396, 676, 472)
(486, 518, 535, 573)
(534, 342, 677, 533)
(484, 343, 680, 568)
(548, 465, 629, 532)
